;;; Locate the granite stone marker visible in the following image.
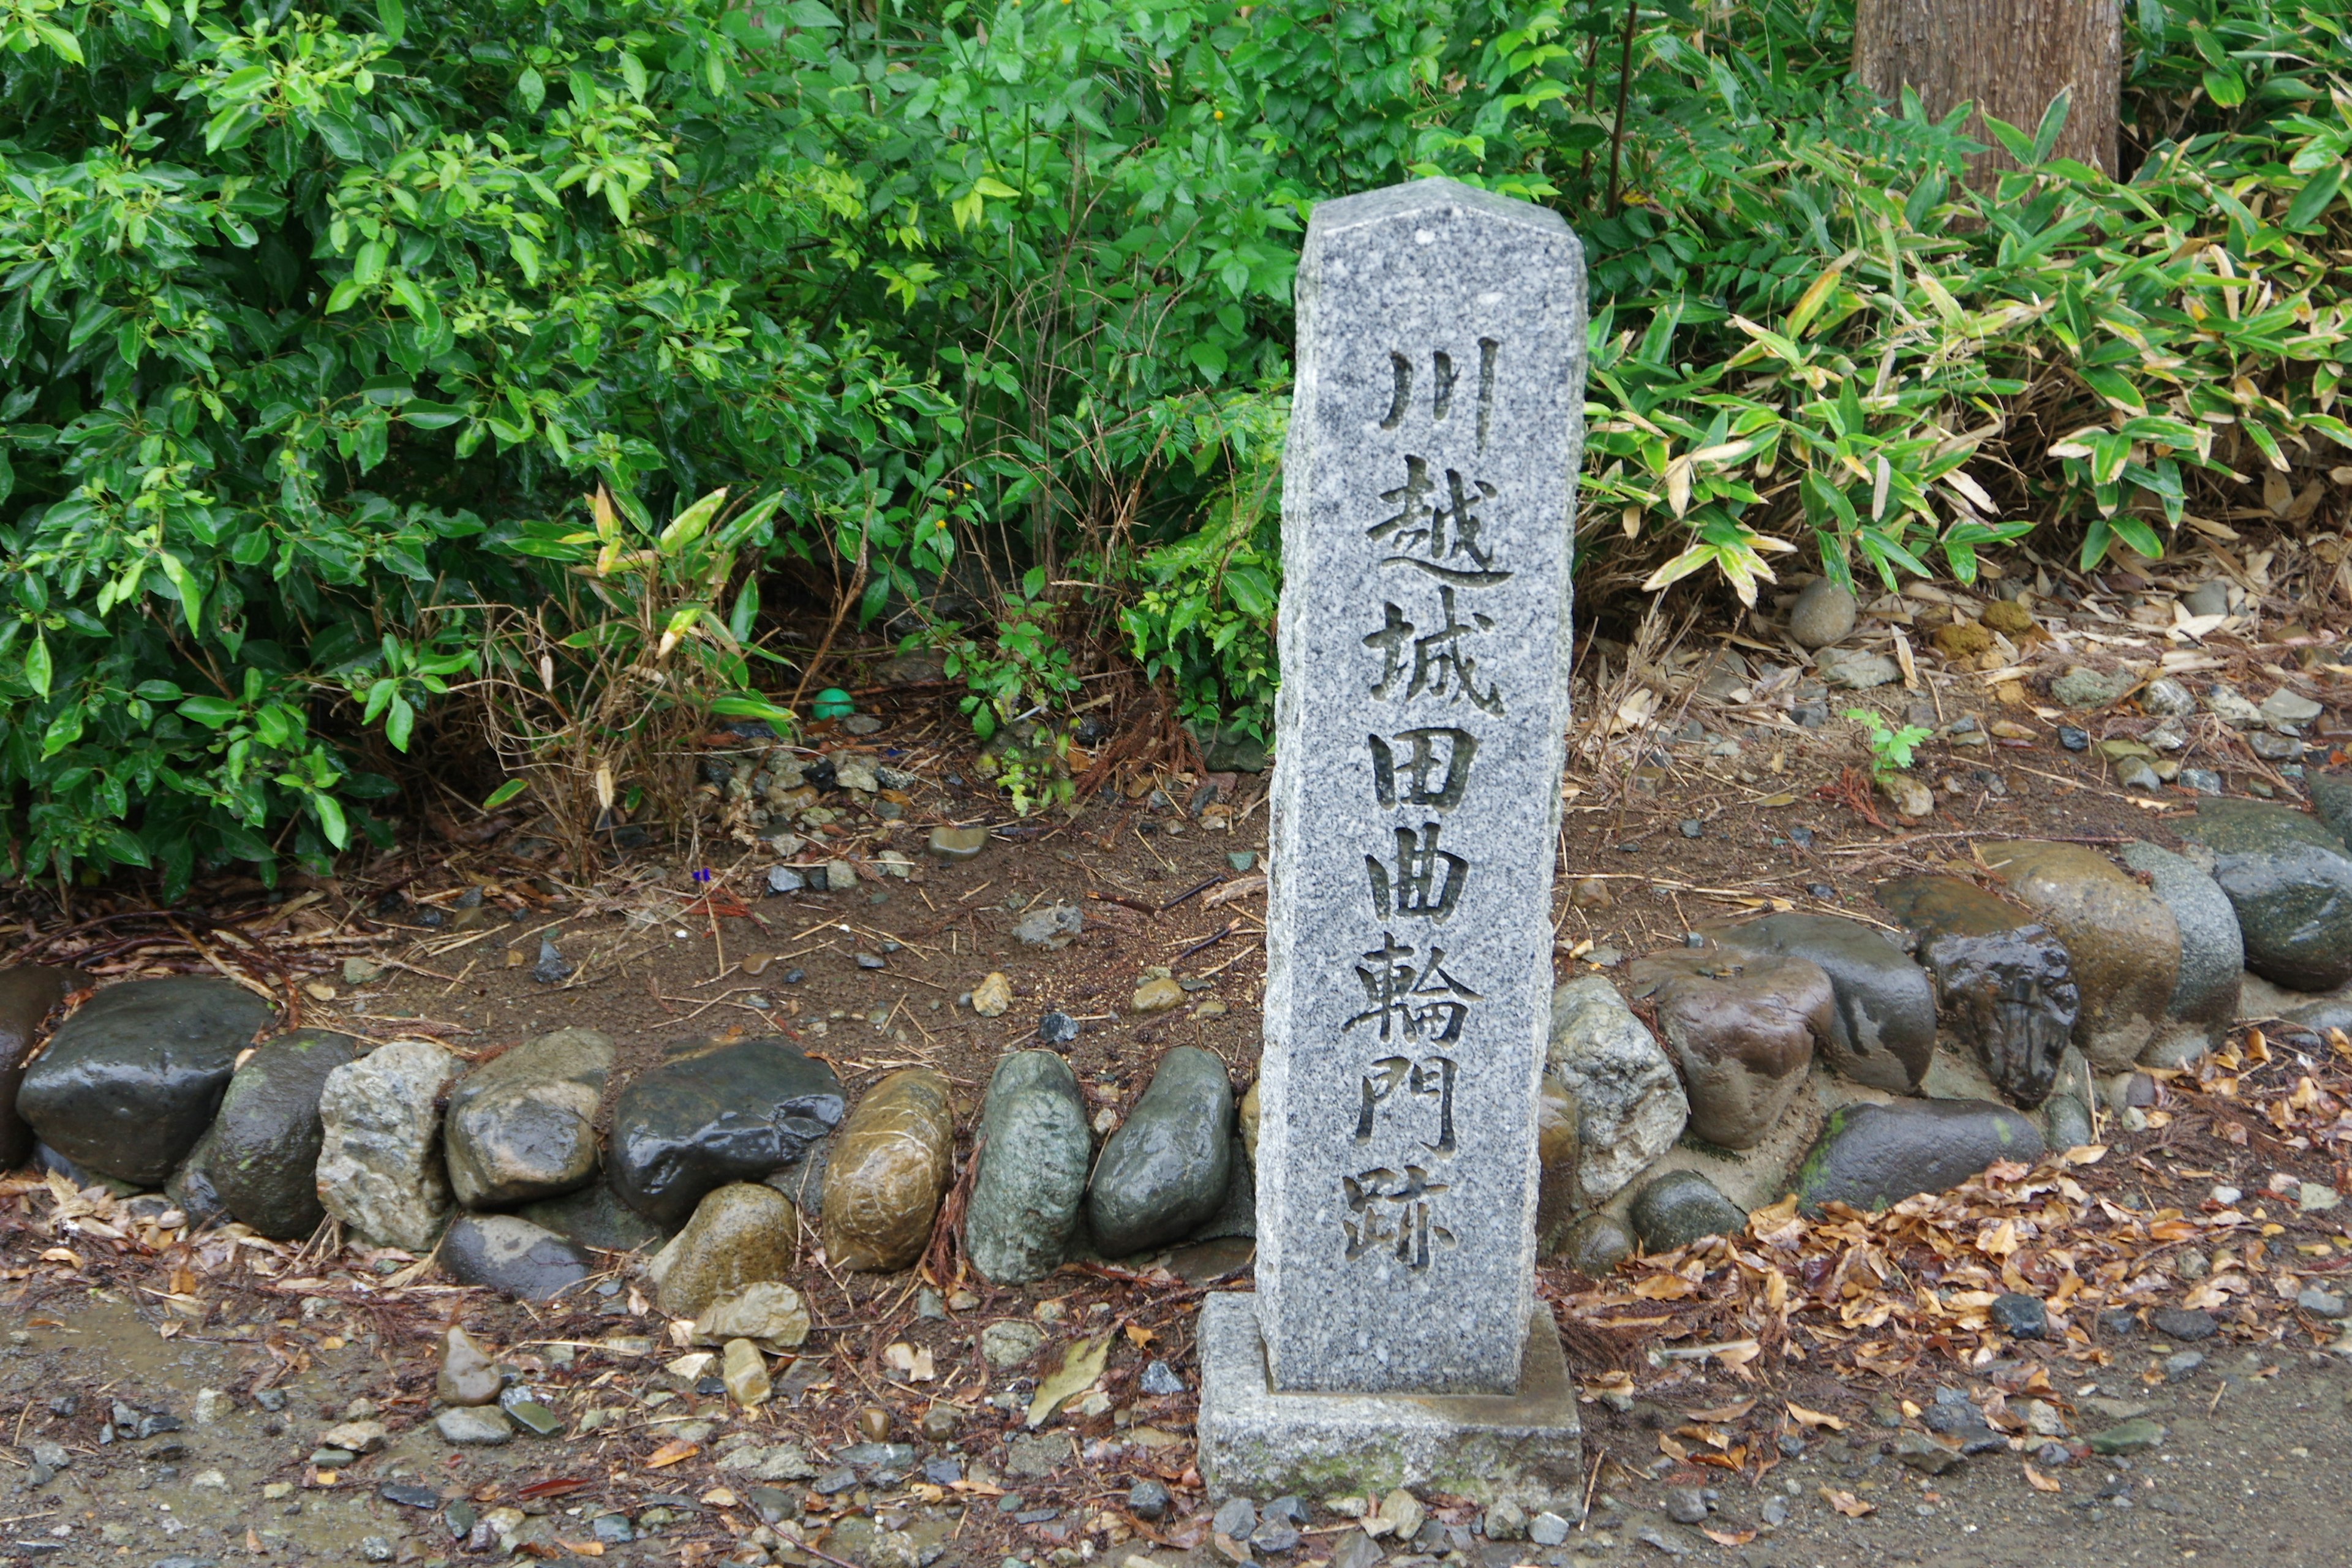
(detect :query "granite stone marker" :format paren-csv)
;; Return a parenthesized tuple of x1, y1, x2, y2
(1198, 176, 1586, 1507)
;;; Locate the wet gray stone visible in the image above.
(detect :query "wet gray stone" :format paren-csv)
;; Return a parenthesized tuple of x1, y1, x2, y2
(18, 978, 274, 1187)
(2117, 843, 2242, 1062)
(1875, 876, 2078, 1107)
(1627, 949, 1827, 1149)
(1703, 914, 1936, 1094)
(517, 1180, 669, 1253)
(963, 1051, 1092, 1285)
(435, 1406, 513, 1446)
(443, 1027, 613, 1209)
(1087, 1047, 1232, 1257)
(1629, 1169, 1747, 1251)
(440, 1212, 594, 1300)
(1792, 1099, 2044, 1214)
(2042, 1093, 2094, 1151)
(1556, 1211, 1632, 1276)
(195, 1030, 358, 1239)
(0, 967, 86, 1172)
(608, 1037, 844, 1227)
(2177, 799, 2352, 990)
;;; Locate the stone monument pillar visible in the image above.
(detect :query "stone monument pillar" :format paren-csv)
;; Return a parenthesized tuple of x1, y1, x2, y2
(1197, 177, 1588, 1509)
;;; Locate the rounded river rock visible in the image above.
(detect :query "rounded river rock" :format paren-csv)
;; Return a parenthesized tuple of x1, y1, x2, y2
(820, 1068, 956, 1272)
(1087, 1047, 1233, 1257)
(197, 1029, 358, 1239)
(652, 1182, 801, 1321)
(964, 1051, 1092, 1286)
(0, 967, 86, 1172)
(2177, 798, 2352, 991)
(1793, 1098, 2045, 1214)
(1627, 949, 1829, 1149)
(609, 1037, 845, 1228)
(19, 977, 275, 1188)
(444, 1027, 613, 1209)
(1703, 913, 1936, 1094)
(440, 1212, 595, 1300)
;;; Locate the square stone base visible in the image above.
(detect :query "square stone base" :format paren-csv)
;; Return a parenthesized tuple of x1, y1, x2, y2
(1196, 1293, 1583, 1512)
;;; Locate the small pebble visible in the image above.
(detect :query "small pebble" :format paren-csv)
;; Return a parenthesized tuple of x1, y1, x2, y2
(1038, 1011, 1081, 1045)
(1678, 819, 1703, 839)
(1663, 1485, 1706, 1524)
(1528, 1512, 1571, 1547)
(2057, 726, 2090, 752)
(1990, 1292, 2048, 1340)
(1129, 1479, 1172, 1521)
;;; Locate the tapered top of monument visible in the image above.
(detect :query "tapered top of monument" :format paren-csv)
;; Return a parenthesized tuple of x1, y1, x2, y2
(1306, 176, 1573, 241)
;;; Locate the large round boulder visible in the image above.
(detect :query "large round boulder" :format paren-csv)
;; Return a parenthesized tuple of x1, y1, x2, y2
(1626, 950, 1830, 1150)
(200, 1029, 359, 1239)
(1875, 876, 2078, 1107)
(2177, 799, 2352, 991)
(0, 967, 86, 1172)
(820, 1068, 956, 1272)
(1978, 842, 2179, 1071)
(19, 977, 274, 1188)
(609, 1037, 844, 1228)
(1703, 914, 1936, 1093)
(443, 1027, 614, 1209)
(2117, 842, 2242, 1063)
(1086, 1047, 1233, 1258)
(1792, 1099, 2045, 1215)
(964, 1051, 1092, 1286)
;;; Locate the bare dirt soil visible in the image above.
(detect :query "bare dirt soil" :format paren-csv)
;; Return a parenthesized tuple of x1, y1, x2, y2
(7, 582, 2352, 1568)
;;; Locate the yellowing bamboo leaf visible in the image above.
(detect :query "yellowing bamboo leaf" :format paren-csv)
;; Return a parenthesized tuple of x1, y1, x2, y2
(646, 1439, 700, 1468)
(2024, 1463, 2062, 1493)
(1787, 1401, 1846, 1431)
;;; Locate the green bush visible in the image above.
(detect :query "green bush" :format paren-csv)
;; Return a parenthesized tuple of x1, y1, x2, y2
(6, 0, 2348, 887)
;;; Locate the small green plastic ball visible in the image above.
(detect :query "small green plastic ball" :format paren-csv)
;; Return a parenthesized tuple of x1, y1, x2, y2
(812, 687, 856, 720)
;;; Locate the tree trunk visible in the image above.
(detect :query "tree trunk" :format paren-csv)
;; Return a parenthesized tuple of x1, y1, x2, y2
(1855, 0, 2122, 181)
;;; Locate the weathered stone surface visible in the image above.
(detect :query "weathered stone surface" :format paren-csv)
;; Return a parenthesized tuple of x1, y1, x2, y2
(2117, 842, 2242, 1063)
(1792, 1099, 2044, 1214)
(1250, 178, 1586, 1400)
(315, 1040, 460, 1251)
(1197, 1297, 1581, 1512)
(436, 1406, 513, 1446)
(2177, 799, 2352, 990)
(609, 1037, 844, 1228)
(443, 1027, 612, 1210)
(1547, 977, 1687, 1204)
(202, 1030, 359, 1239)
(1556, 1212, 1632, 1276)
(650, 1182, 800, 1321)
(441, 1213, 594, 1300)
(1088, 1047, 1232, 1258)
(691, 1281, 811, 1351)
(2309, 771, 2352, 850)
(965, 1051, 1092, 1286)
(1187, 1134, 1258, 1243)
(1979, 842, 2179, 1071)
(1787, 579, 1856, 649)
(1628, 1170, 1747, 1251)
(820, 1068, 955, 1272)
(1626, 951, 1828, 1150)
(1875, 876, 2078, 1107)
(438, 1326, 501, 1406)
(0, 967, 85, 1172)
(1703, 914, 1935, 1093)
(18, 978, 274, 1187)
(2043, 1094, 2095, 1152)
(2051, 666, 2133, 709)
(516, 1181, 668, 1254)
(1532, 1081, 1581, 1254)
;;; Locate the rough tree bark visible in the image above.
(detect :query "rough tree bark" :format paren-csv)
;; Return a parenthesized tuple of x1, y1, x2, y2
(1856, 0, 2124, 181)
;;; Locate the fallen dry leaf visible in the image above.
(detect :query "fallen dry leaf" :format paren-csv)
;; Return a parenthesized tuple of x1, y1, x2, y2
(1820, 1487, 1875, 1519)
(646, 1439, 700, 1468)
(2024, 1463, 2062, 1493)
(1787, 1401, 1845, 1431)
(1703, 1528, 1758, 1547)
(1027, 1335, 1111, 1428)
(1681, 1398, 1756, 1422)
